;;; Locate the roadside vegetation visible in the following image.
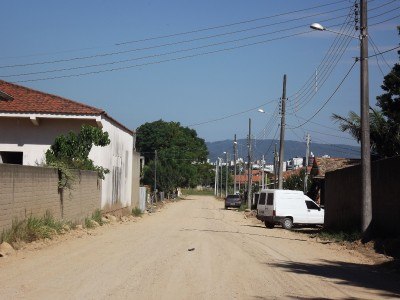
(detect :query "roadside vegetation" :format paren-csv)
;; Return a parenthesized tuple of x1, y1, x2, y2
(1, 209, 108, 246)
(316, 229, 362, 243)
(131, 207, 143, 217)
(0, 212, 69, 246)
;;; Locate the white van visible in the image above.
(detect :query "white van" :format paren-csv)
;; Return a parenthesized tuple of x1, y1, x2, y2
(256, 189, 324, 230)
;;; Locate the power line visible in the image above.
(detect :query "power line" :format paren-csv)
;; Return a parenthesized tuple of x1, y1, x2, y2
(288, 60, 358, 129)
(115, 0, 351, 45)
(13, 30, 313, 83)
(187, 98, 279, 127)
(1, 18, 355, 78)
(0, 11, 354, 71)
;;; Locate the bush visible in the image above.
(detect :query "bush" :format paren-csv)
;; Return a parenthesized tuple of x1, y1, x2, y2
(132, 207, 143, 217)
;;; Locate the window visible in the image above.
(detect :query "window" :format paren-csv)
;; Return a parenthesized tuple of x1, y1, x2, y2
(258, 193, 266, 205)
(267, 193, 274, 205)
(0, 152, 23, 165)
(305, 200, 320, 210)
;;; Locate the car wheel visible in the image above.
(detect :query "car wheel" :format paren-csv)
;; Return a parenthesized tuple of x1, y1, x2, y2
(282, 218, 293, 230)
(264, 221, 274, 229)
(225, 205, 228, 209)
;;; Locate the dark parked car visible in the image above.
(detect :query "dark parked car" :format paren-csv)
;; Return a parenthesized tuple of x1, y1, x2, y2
(225, 194, 241, 209)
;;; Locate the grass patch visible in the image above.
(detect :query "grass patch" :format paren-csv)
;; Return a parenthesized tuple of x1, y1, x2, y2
(0, 211, 64, 245)
(238, 203, 248, 211)
(182, 188, 214, 196)
(132, 207, 143, 217)
(317, 229, 362, 243)
(91, 209, 103, 226)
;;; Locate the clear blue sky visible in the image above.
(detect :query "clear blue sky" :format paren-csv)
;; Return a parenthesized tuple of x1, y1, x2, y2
(1, 1, 399, 152)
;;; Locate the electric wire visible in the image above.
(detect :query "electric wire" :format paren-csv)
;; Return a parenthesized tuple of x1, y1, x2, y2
(0, 8, 354, 69)
(288, 60, 358, 129)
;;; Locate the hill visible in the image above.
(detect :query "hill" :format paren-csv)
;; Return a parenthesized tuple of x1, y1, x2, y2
(206, 139, 360, 163)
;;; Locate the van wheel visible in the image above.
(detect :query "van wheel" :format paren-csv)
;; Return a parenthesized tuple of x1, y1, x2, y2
(282, 218, 293, 230)
(265, 221, 274, 229)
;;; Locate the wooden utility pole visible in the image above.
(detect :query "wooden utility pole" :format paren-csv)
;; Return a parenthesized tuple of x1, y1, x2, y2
(278, 75, 287, 189)
(304, 133, 311, 193)
(233, 134, 237, 194)
(273, 143, 277, 189)
(247, 118, 252, 209)
(215, 159, 218, 196)
(261, 155, 265, 189)
(360, 0, 372, 238)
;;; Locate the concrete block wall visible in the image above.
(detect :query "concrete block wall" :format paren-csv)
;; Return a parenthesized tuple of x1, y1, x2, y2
(0, 164, 101, 232)
(324, 156, 400, 236)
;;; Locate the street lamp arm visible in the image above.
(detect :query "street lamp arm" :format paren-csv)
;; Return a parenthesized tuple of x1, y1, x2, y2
(310, 23, 359, 40)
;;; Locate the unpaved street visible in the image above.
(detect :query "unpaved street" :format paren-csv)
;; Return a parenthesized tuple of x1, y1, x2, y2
(0, 195, 399, 299)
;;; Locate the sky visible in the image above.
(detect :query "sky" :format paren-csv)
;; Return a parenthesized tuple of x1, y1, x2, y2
(1, 0, 399, 156)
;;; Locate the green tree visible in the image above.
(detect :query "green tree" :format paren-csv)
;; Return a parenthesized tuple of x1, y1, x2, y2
(136, 120, 212, 193)
(45, 125, 110, 186)
(283, 169, 312, 193)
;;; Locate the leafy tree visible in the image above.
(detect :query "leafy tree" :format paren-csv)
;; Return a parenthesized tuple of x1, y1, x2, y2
(136, 120, 212, 193)
(283, 169, 312, 193)
(45, 125, 110, 186)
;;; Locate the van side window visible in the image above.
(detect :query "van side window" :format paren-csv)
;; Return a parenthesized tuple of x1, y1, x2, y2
(258, 193, 266, 205)
(267, 193, 274, 205)
(305, 200, 319, 210)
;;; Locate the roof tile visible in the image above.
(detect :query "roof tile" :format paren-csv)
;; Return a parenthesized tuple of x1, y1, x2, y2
(0, 80, 104, 115)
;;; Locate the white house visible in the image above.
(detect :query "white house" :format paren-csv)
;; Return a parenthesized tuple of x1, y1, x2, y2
(0, 80, 139, 209)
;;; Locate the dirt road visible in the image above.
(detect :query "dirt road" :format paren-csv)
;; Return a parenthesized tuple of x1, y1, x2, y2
(0, 195, 399, 299)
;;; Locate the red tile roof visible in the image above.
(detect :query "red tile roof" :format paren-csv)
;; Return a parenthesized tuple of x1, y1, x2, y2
(0, 80, 133, 134)
(0, 80, 104, 115)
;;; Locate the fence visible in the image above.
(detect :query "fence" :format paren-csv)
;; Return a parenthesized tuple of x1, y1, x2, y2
(0, 164, 101, 232)
(324, 156, 400, 236)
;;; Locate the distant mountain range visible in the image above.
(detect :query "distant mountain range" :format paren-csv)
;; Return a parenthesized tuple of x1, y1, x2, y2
(206, 139, 360, 163)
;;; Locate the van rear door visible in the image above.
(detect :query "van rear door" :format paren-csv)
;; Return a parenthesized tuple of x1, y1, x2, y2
(257, 192, 267, 216)
(265, 192, 274, 217)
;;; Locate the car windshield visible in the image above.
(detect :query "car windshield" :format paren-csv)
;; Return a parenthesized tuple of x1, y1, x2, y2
(227, 195, 240, 198)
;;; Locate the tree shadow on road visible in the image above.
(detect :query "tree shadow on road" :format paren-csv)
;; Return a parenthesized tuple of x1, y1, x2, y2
(269, 259, 400, 298)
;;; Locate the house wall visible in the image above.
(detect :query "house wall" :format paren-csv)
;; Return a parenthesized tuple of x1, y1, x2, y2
(0, 115, 136, 209)
(131, 151, 141, 209)
(89, 116, 133, 209)
(0, 164, 100, 232)
(0, 117, 96, 165)
(324, 156, 400, 236)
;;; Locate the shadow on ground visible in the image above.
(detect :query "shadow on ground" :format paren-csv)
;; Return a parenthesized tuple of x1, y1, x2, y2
(270, 259, 400, 298)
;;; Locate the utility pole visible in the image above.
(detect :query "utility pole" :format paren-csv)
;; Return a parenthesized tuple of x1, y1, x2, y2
(154, 150, 157, 202)
(247, 118, 252, 210)
(225, 152, 229, 197)
(278, 74, 287, 189)
(261, 155, 265, 189)
(233, 134, 237, 194)
(304, 133, 311, 193)
(215, 159, 218, 196)
(220, 158, 223, 198)
(273, 143, 277, 189)
(360, 0, 372, 238)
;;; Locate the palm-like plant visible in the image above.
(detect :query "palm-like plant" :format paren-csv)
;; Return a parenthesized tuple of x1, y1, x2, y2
(332, 108, 400, 158)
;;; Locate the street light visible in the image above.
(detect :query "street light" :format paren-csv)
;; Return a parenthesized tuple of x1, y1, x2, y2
(310, 1, 372, 239)
(310, 23, 359, 39)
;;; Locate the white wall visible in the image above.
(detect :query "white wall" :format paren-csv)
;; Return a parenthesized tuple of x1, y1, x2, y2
(0, 115, 134, 209)
(89, 116, 134, 208)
